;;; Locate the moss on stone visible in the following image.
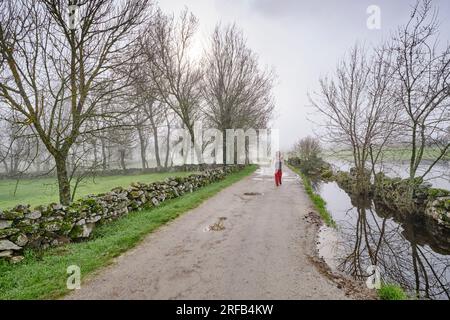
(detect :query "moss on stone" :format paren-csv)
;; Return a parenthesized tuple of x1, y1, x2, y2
(0, 210, 25, 220)
(68, 225, 83, 239)
(0, 228, 20, 238)
(59, 221, 74, 235)
(428, 188, 450, 199)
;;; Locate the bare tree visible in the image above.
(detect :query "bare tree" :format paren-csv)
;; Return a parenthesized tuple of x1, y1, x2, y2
(0, 0, 151, 204)
(67, 134, 103, 201)
(124, 47, 170, 170)
(163, 108, 176, 168)
(109, 126, 135, 172)
(292, 136, 322, 162)
(389, 0, 450, 182)
(310, 44, 399, 193)
(0, 111, 39, 175)
(201, 24, 275, 163)
(139, 8, 203, 163)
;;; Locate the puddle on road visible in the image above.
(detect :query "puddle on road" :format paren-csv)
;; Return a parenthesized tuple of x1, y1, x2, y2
(204, 217, 227, 232)
(243, 192, 262, 196)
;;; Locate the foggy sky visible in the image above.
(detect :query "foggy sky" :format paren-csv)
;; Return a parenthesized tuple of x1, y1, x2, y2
(158, 0, 450, 150)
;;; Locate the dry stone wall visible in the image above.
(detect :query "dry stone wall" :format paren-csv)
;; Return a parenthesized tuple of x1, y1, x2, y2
(0, 165, 245, 261)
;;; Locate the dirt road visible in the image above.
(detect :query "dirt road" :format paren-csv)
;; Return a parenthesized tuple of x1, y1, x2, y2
(66, 166, 350, 299)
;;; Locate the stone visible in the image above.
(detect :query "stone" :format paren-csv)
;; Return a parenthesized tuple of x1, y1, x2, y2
(14, 234, 28, 247)
(130, 190, 144, 199)
(69, 223, 95, 238)
(76, 219, 86, 226)
(151, 197, 160, 206)
(80, 223, 95, 238)
(0, 228, 20, 239)
(43, 221, 62, 232)
(51, 203, 63, 211)
(0, 239, 22, 251)
(87, 215, 101, 223)
(15, 218, 32, 227)
(0, 250, 13, 258)
(102, 194, 115, 202)
(0, 210, 24, 220)
(25, 211, 42, 220)
(0, 220, 13, 229)
(10, 255, 24, 263)
(13, 204, 30, 213)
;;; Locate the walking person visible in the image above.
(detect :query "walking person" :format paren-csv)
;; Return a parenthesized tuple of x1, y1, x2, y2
(273, 151, 283, 187)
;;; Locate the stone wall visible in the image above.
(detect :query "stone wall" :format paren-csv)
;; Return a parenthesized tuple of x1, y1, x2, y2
(0, 165, 245, 261)
(294, 162, 450, 229)
(425, 192, 450, 227)
(373, 173, 450, 228)
(333, 169, 373, 197)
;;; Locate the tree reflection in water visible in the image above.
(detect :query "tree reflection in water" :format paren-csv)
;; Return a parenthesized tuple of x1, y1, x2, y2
(313, 179, 450, 300)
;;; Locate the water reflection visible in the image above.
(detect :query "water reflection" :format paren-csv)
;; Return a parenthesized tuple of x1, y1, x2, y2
(315, 179, 450, 300)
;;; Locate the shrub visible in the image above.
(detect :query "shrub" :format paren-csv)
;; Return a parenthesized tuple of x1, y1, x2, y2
(378, 284, 408, 300)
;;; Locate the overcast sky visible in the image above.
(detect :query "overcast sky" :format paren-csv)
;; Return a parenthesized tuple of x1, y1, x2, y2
(158, 0, 450, 150)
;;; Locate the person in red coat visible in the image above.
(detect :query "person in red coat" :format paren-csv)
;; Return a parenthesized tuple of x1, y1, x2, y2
(273, 151, 283, 187)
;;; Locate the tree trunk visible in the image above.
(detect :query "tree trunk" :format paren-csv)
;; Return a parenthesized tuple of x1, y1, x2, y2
(188, 126, 203, 167)
(245, 138, 250, 165)
(93, 139, 98, 168)
(119, 149, 127, 172)
(222, 130, 227, 165)
(150, 118, 161, 168)
(12, 154, 20, 175)
(101, 137, 107, 170)
(55, 155, 71, 205)
(137, 127, 148, 170)
(190, 128, 202, 165)
(164, 118, 171, 168)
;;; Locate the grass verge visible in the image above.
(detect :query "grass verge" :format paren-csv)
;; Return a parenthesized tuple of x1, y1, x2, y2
(377, 283, 408, 300)
(288, 164, 336, 228)
(0, 165, 257, 300)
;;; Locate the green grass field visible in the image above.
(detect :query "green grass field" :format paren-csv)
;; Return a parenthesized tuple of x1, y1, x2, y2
(0, 171, 196, 210)
(323, 147, 450, 162)
(0, 165, 257, 300)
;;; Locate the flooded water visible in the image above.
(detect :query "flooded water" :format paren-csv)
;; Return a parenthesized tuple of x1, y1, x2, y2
(330, 160, 450, 190)
(316, 161, 450, 300)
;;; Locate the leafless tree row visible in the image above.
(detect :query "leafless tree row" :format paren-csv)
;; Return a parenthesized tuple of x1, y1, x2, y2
(0, 1, 275, 204)
(310, 0, 449, 193)
(201, 24, 275, 163)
